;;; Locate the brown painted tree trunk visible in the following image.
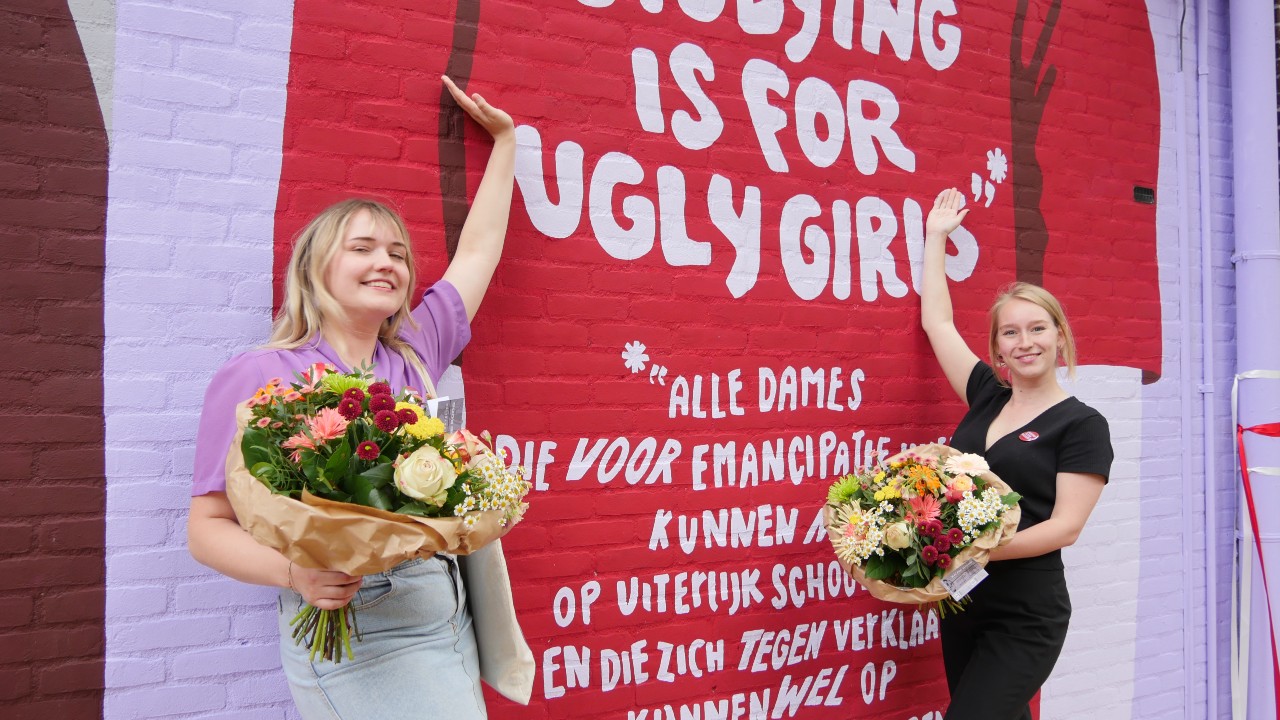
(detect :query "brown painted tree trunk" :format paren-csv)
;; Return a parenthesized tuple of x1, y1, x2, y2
(439, 0, 481, 368)
(1010, 0, 1062, 287)
(439, 0, 481, 261)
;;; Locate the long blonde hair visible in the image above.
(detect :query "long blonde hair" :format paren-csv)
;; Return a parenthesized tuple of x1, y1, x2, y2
(987, 282, 1078, 386)
(267, 198, 431, 390)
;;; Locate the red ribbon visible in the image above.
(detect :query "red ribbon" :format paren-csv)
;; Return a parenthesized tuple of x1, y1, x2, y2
(1237, 421, 1280, 714)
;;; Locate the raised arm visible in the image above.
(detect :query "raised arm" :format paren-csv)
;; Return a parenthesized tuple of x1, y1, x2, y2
(439, 75, 516, 322)
(921, 187, 980, 401)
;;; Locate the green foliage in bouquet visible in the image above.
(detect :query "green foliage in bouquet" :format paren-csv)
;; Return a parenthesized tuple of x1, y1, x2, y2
(241, 362, 529, 527)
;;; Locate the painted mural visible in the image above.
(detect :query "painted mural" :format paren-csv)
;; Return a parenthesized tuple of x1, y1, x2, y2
(270, 1, 1159, 719)
(0, 0, 1176, 717)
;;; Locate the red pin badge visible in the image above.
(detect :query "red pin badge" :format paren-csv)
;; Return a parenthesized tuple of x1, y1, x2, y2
(1019, 431, 1040, 442)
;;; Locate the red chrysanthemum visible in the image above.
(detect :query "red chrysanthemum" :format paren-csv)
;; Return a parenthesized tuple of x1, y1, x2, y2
(374, 409, 401, 432)
(928, 520, 945, 537)
(337, 397, 362, 420)
(921, 545, 939, 565)
(397, 408, 418, 425)
(369, 394, 396, 413)
(368, 382, 392, 396)
(343, 388, 365, 403)
(948, 527, 964, 544)
(936, 554, 952, 570)
(356, 441, 380, 460)
(934, 536, 952, 553)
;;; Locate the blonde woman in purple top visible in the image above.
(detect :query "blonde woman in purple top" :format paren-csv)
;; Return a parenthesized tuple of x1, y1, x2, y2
(187, 77, 514, 719)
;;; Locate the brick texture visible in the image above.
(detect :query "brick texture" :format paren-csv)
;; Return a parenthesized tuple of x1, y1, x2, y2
(0, 2, 107, 717)
(94, 1, 1238, 719)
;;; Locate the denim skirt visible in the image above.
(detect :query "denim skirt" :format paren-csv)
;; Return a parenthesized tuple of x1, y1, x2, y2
(277, 555, 487, 720)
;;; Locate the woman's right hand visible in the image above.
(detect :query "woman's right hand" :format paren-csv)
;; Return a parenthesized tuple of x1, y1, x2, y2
(443, 75, 515, 142)
(925, 187, 970, 239)
(290, 564, 363, 610)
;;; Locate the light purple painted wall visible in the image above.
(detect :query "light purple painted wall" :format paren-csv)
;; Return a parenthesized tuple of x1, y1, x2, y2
(103, 2, 295, 718)
(94, 1, 1247, 718)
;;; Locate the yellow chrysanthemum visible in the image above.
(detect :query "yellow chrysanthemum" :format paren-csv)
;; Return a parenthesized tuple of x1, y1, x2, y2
(396, 402, 445, 439)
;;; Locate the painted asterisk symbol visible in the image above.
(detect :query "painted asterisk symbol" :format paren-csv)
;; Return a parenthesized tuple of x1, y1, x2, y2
(622, 341, 649, 374)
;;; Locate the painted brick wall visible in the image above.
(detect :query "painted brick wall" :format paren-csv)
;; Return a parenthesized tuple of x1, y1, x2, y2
(0, 2, 108, 718)
(103, 1, 292, 717)
(86, 2, 1238, 720)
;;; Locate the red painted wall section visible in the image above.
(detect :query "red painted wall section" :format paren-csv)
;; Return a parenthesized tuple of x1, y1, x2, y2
(1036, 1, 1161, 380)
(275, 2, 1160, 718)
(0, 2, 108, 718)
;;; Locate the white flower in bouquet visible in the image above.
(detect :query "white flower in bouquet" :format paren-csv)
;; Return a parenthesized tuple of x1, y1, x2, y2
(884, 522, 913, 550)
(957, 487, 1006, 535)
(832, 505, 886, 565)
(447, 443, 532, 528)
(943, 453, 989, 476)
(395, 446, 458, 506)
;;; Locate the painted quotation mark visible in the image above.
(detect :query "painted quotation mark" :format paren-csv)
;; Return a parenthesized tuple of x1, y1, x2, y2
(648, 365, 668, 386)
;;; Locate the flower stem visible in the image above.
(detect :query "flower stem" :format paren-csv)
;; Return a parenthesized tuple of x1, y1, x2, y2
(289, 604, 359, 664)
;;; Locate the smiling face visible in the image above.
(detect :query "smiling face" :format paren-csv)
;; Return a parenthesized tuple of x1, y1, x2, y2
(321, 209, 411, 327)
(993, 298, 1064, 382)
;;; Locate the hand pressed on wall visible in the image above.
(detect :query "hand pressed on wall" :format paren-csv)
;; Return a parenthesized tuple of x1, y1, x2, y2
(926, 187, 971, 240)
(442, 75, 514, 142)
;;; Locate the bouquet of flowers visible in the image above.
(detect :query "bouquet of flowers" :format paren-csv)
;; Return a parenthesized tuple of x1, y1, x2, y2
(825, 443, 1020, 611)
(225, 362, 531, 662)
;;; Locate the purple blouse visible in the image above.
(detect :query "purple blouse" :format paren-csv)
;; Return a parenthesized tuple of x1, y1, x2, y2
(191, 280, 470, 496)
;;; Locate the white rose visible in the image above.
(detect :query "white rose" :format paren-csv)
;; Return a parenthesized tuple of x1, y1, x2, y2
(394, 446, 458, 506)
(884, 522, 913, 550)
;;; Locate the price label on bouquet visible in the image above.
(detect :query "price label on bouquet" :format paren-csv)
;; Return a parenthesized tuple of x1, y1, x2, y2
(942, 559, 989, 601)
(425, 397, 465, 434)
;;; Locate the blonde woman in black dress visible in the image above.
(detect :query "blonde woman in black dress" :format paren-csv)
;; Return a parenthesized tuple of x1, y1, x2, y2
(920, 188, 1113, 719)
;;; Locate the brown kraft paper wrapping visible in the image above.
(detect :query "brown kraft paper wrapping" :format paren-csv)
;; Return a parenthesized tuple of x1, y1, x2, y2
(825, 442, 1021, 605)
(222, 402, 535, 703)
